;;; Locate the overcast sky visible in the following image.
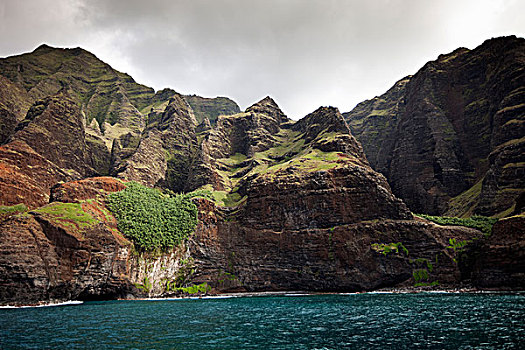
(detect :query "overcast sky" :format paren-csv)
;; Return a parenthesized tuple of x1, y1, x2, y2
(1, 0, 524, 119)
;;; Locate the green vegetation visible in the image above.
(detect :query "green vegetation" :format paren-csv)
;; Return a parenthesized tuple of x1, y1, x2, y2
(32, 202, 99, 229)
(106, 182, 198, 252)
(212, 191, 245, 207)
(412, 258, 434, 272)
(218, 270, 240, 285)
(169, 283, 211, 294)
(0, 204, 28, 217)
(446, 238, 470, 254)
(416, 214, 498, 235)
(171, 258, 197, 288)
(412, 269, 429, 283)
(135, 276, 152, 293)
(190, 188, 246, 208)
(445, 178, 483, 217)
(411, 258, 440, 287)
(371, 242, 409, 256)
(263, 149, 343, 176)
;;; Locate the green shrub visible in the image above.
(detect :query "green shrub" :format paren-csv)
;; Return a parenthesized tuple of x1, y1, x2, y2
(169, 283, 211, 294)
(106, 182, 198, 251)
(412, 269, 429, 283)
(371, 242, 409, 256)
(446, 238, 470, 253)
(135, 276, 152, 292)
(416, 214, 497, 235)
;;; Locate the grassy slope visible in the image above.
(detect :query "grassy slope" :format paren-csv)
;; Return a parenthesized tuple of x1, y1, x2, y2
(197, 119, 359, 207)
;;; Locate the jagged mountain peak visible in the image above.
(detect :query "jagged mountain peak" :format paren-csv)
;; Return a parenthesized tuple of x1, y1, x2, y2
(248, 95, 278, 108)
(245, 95, 287, 123)
(295, 106, 350, 135)
(32, 43, 54, 53)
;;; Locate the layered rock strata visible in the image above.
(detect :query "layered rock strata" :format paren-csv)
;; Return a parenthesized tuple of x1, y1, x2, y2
(345, 36, 525, 217)
(0, 41, 523, 306)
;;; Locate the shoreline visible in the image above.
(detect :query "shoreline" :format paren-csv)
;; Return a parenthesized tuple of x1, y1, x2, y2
(2, 288, 524, 308)
(0, 300, 83, 309)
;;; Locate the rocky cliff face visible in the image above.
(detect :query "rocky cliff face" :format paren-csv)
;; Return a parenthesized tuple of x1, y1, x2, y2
(344, 36, 525, 217)
(0, 178, 134, 305)
(0, 101, 483, 304)
(181, 104, 480, 293)
(460, 215, 525, 289)
(0, 177, 200, 305)
(0, 41, 522, 305)
(190, 204, 482, 292)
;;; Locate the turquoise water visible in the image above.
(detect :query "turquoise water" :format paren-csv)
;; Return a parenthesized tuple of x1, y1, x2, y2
(1, 293, 524, 349)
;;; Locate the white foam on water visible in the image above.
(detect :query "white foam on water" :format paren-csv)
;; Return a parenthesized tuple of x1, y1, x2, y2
(0, 300, 83, 309)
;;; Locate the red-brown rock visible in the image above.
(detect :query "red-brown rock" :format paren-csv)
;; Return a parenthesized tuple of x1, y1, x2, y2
(50, 177, 127, 203)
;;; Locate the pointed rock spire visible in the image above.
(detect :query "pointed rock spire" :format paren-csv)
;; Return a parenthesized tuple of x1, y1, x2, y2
(245, 96, 287, 123)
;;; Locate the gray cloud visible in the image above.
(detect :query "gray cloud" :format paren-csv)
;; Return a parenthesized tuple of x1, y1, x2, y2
(1, 0, 524, 118)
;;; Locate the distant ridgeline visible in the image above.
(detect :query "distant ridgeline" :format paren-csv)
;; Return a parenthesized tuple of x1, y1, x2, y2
(0, 36, 523, 306)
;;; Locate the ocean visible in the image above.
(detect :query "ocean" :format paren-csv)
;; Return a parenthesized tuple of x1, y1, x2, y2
(1, 292, 524, 349)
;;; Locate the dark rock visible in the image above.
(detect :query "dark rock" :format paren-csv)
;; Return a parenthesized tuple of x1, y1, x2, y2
(344, 36, 525, 216)
(0, 201, 136, 306)
(0, 140, 73, 208)
(189, 199, 481, 292)
(461, 215, 525, 289)
(11, 92, 98, 177)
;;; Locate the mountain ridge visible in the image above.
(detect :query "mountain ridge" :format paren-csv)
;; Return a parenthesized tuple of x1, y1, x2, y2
(344, 35, 525, 218)
(0, 37, 523, 306)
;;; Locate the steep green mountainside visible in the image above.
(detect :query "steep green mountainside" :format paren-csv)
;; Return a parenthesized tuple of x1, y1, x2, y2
(184, 94, 241, 125)
(0, 44, 241, 181)
(344, 36, 525, 217)
(190, 97, 371, 202)
(0, 44, 153, 130)
(0, 40, 523, 305)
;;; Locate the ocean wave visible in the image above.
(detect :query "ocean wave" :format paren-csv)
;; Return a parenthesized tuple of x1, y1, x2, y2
(0, 300, 83, 309)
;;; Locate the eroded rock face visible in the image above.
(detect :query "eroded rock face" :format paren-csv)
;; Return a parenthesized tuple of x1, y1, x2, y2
(0, 41, 522, 306)
(12, 92, 97, 177)
(461, 215, 525, 289)
(50, 177, 127, 203)
(344, 36, 525, 216)
(0, 140, 73, 208)
(0, 91, 114, 208)
(240, 166, 410, 231)
(114, 94, 199, 191)
(205, 97, 287, 160)
(0, 179, 193, 305)
(0, 75, 33, 144)
(188, 200, 482, 292)
(182, 103, 481, 293)
(0, 202, 135, 305)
